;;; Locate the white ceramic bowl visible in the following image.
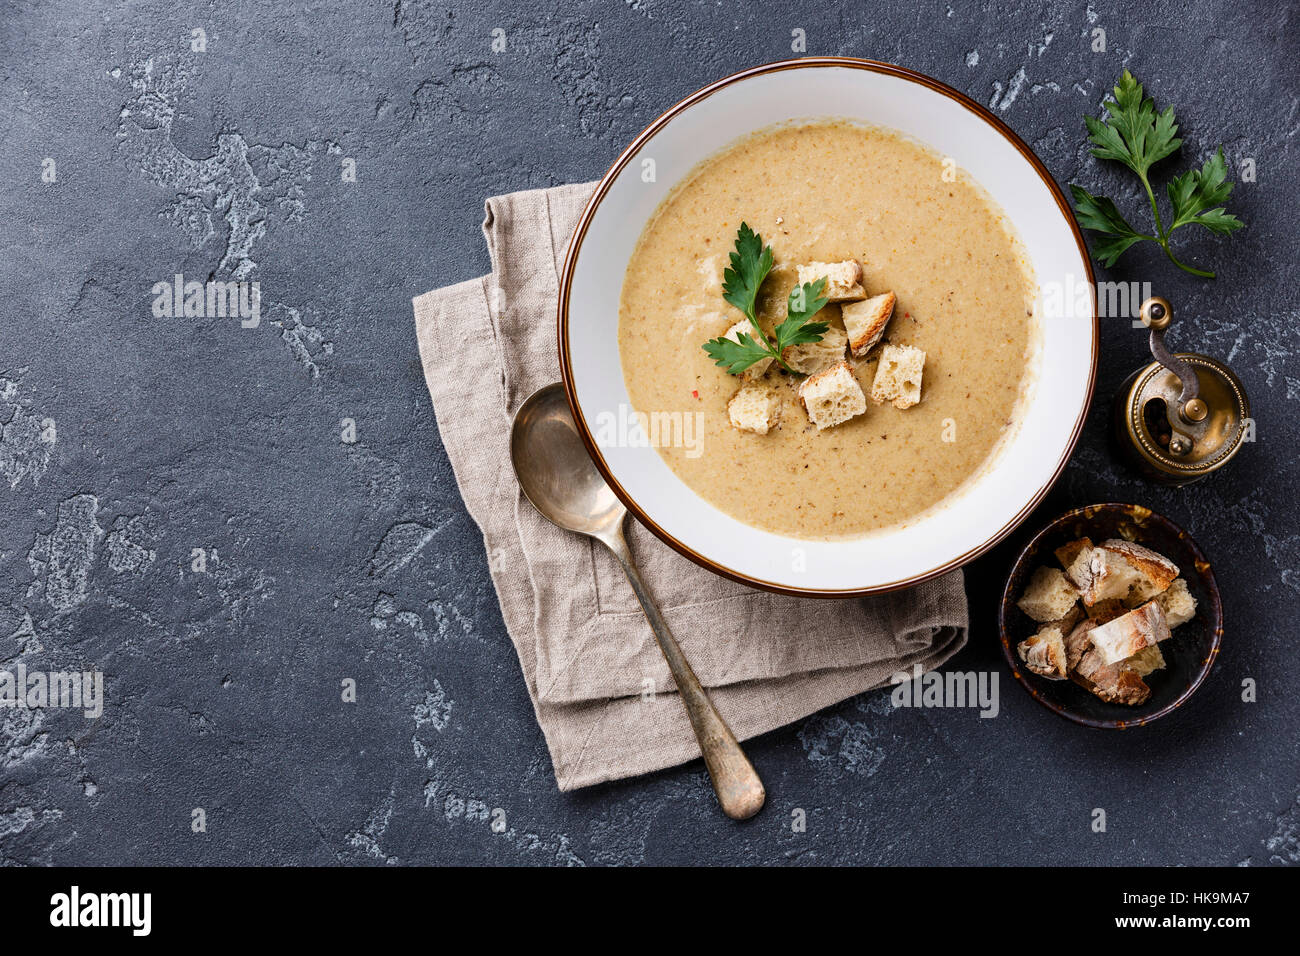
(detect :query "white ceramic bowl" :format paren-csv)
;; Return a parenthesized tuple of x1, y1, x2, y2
(558, 58, 1097, 596)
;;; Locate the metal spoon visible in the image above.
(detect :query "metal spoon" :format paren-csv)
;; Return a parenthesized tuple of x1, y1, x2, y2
(509, 382, 765, 820)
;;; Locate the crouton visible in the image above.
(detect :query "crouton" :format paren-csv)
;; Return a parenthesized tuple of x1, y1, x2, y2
(1125, 643, 1167, 678)
(1086, 600, 1171, 667)
(1157, 577, 1197, 627)
(782, 325, 847, 375)
(1078, 640, 1164, 680)
(1103, 538, 1180, 586)
(797, 361, 866, 430)
(1104, 538, 1179, 603)
(1068, 549, 1137, 605)
(1016, 566, 1080, 623)
(1072, 644, 1109, 683)
(841, 291, 896, 357)
(1068, 538, 1179, 607)
(1128, 575, 1172, 604)
(727, 384, 781, 435)
(1018, 624, 1069, 680)
(1064, 619, 1098, 671)
(1062, 546, 1098, 597)
(723, 319, 773, 382)
(1085, 598, 1128, 624)
(870, 343, 926, 409)
(1073, 668, 1152, 706)
(796, 260, 865, 301)
(1054, 537, 1093, 571)
(1075, 639, 1165, 705)
(1053, 604, 1084, 633)
(1064, 546, 1134, 606)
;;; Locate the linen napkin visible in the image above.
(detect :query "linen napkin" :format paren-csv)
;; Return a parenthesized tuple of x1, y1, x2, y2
(411, 183, 968, 790)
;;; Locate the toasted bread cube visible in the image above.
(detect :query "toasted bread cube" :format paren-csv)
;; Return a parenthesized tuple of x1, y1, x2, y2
(1085, 598, 1128, 624)
(1103, 538, 1180, 582)
(1074, 667, 1152, 706)
(1078, 643, 1165, 683)
(870, 343, 926, 409)
(1021, 606, 1085, 679)
(841, 291, 896, 357)
(782, 325, 847, 375)
(723, 319, 773, 382)
(1086, 600, 1171, 667)
(796, 260, 865, 301)
(1157, 577, 1197, 627)
(1066, 546, 1140, 606)
(1067, 539, 1179, 606)
(1125, 643, 1166, 678)
(1075, 640, 1164, 705)
(1052, 604, 1084, 633)
(1054, 537, 1094, 571)
(1016, 566, 1079, 623)
(1104, 539, 1179, 603)
(1064, 619, 1098, 671)
(1018, 624, 1069, 680)
(797, 361, 866, 430)
(1062, 546, 1101, 600)
(727, 384, 781, 435)
(1103, 672, 1151, 705)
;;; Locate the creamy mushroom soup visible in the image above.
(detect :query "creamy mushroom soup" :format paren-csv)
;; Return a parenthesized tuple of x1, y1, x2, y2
(617, 121, 1037, 540)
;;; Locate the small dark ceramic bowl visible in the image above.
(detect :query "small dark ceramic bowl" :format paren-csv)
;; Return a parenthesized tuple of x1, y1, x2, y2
(999, 503, 1222, 728)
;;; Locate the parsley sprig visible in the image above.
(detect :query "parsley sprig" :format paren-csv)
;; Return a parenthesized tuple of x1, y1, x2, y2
(702, 223, 829, 376)
(1069, 71, 1243, 278)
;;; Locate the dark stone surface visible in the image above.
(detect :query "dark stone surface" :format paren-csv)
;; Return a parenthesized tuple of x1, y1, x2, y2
(0, 0, 1296, 865)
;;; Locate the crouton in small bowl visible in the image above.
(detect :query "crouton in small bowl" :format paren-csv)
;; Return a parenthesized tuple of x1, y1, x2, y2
(998, 503, 1222, 728)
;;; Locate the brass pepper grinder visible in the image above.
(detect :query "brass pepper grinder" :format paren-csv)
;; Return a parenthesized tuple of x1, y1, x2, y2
(1112, 296, 1251, 485)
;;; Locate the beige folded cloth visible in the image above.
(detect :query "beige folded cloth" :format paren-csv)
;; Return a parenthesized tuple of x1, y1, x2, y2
(411, 183, 968, 791)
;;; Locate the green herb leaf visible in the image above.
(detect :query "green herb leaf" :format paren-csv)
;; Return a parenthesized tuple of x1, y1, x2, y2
(1167, 148, 1244, 235)
(774, 278, 830, 350)
(702, 328, 773, 375)
(1086, 71, 1181, 177)
(1069, 71, 1242, 278)
(1069, 185, 1142, 237)
(721, 222, 775, 322)
(1069, 185, 1150, 267)
(702, 225, 830, 376)
(1090, 233, 1153, 269)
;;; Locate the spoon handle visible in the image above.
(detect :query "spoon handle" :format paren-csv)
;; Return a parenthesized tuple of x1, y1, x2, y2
(600, 525, 766, 821)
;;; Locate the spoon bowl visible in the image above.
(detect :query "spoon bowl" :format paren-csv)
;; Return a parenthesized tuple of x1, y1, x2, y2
(510, 383, 625, 539)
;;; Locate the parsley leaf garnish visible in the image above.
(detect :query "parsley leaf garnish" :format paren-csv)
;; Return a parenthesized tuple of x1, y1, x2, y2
(1069, 71, 1243, 278)
(775, 279, 830, 349)
(703, 326, 772, 376)
(721, 222, 775, 320)
(703, 223, 829, 376)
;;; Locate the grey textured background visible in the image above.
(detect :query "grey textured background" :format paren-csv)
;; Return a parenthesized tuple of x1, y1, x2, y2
(1, 0, 1296, 866)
